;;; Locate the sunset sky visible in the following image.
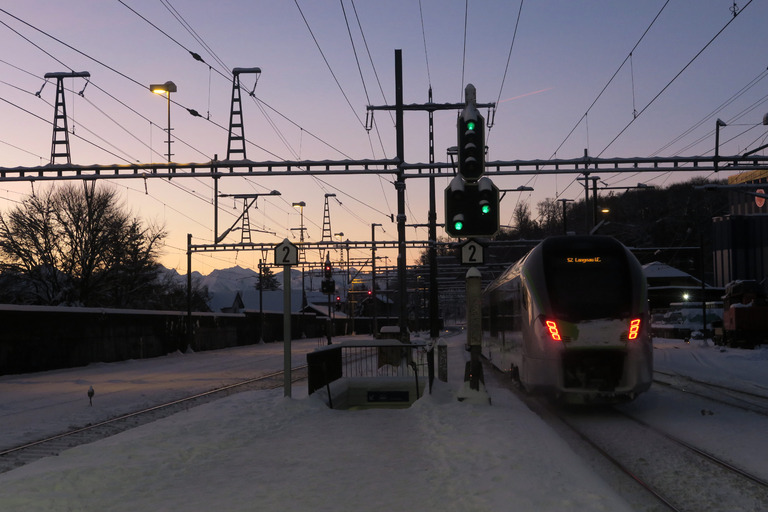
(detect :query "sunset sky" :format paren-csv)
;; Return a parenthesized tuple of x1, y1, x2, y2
(1, 1, 766, 274)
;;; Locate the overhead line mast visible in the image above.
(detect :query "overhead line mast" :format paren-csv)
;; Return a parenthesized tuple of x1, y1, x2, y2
(44, 71, 90, 164)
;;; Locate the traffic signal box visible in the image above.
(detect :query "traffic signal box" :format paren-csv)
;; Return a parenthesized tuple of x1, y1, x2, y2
(321, 254, 335, 294)
(445, 90, 500, 238)
(445, 175, 500, 237)
(457, 105, 485, 182)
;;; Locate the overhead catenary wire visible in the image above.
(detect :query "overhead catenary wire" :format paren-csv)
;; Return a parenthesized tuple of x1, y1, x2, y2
(119, 0, 397, 234)
(537, 0, 756, 220)
(600, 69, 768, 190)
(459, 0, 468, 101)
(417, 0, 432, 88)
(294, 0, 365, 129)
(0, 3, 392, 252)
(0, 65, 243, 238)
(492, 0, 525, 124)
(116, 0, 212, 72)
(160, 0, 230, 74)
(596, 0, 754, 158)
(548, 0, 671, 160)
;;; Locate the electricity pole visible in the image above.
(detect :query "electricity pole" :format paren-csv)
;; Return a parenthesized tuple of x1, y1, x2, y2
(368, 51, 495, 344)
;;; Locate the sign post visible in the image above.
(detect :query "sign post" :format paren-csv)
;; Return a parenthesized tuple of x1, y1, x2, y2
(274, 239, 299, 397)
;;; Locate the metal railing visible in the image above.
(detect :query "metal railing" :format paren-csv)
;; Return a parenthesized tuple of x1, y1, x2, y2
(307, 340, 428, 397)
(338, 341, 428, 378)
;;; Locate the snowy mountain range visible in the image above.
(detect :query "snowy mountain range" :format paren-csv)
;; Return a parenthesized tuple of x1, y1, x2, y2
(162, 265, 373, 312)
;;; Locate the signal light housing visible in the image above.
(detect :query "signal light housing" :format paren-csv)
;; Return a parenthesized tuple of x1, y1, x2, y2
(323, 253, 333, 280)
(457, 104, 485, 182)
(444, 176, 499, 237)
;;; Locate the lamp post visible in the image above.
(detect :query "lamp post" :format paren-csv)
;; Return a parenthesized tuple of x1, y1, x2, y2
(498, 186, 534, 202)
(335, 232, 349, 334)
(577, 175, 601, 232)
(371, 223, 382, 337)
(714, 118, 727, 172)
(557, 198, 574, 235)
(149, 81, 177, 162)
(291, 201, 306, 242)
(292, 201, 307, 336)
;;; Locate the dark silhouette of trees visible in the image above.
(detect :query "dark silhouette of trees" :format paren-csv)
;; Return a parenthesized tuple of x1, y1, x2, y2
(417, 177, 729, 280)
(256, 265, 280, 291)
(0, 183, 207, 309)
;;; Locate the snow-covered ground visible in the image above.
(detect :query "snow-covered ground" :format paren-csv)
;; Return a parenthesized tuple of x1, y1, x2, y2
(0, 334, 766, 511)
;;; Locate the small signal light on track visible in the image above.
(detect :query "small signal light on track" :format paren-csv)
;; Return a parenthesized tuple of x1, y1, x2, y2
(628, 318, 641, 340)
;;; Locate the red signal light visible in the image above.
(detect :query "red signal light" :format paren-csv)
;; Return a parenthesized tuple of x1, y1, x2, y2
(628, 318, 641, 340)
(545, 320, 561, 341)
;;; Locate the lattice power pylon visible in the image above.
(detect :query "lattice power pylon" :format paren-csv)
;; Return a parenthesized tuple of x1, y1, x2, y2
(226, 67, 261, 160)
(240, 200, 252, 244)
(321, 193, 336, 242)
(44, 71, 90, 164)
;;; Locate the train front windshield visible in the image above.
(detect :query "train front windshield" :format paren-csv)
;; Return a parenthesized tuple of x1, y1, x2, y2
(543, 241, 632, 322)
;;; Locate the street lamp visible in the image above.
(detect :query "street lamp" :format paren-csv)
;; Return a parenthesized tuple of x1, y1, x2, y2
(371, 223, 383, 337)
(291, 201, 307, 337)
(291, 201, 306, 243)
(715, 118, 727, 172)
(498, 186, 534, 202)
(557, 198, 574, 235)
(334, 232, 350, 333)
(149, 81, 177, 162)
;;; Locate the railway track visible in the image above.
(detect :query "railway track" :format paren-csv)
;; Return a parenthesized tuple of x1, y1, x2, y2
(654, 370, 768, 416)
(0, 365, 307, 474)
(558, 407, 768, 512)
(486, 363, 768, 511)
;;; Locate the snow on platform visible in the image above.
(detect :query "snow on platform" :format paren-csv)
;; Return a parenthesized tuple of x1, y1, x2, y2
(12, 335, 757, 510)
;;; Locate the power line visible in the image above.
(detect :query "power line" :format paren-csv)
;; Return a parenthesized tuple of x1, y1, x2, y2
(460, 0, 468, 101)
(340, 0, 370, 106)
(596, 0, 754, 157)
(160, 0, 230, 74)
(116, 0, 213, 72)
(549, 0, 671, 159)
(0, 138, 45, 163)
(418, 0, 432, 87)
(294, 0, 365, 128)
(0, 94, 132, 163)
(493, 0, 525, 116)
(651, 68, 768, 157)
(116, 1, 392, 235)
(350, 0, 395, 133)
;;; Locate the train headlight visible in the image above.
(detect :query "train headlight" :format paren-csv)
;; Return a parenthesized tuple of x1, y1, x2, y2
(628, 318, 641, 340)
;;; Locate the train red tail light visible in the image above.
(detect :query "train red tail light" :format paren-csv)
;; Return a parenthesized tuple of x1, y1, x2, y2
(628, 318, 641, 340)
(545, 320, 561, 341)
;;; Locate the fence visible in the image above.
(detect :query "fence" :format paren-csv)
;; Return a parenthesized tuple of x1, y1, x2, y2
(307, 340, 429, 409)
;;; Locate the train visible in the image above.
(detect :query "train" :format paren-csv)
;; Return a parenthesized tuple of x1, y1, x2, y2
(481, 235, 653, 404)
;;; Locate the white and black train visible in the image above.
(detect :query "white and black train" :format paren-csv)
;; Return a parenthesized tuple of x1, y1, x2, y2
(481, 235, 653, 404)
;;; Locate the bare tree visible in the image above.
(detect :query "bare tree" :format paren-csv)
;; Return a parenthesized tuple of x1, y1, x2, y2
(0, 184, 166, 307)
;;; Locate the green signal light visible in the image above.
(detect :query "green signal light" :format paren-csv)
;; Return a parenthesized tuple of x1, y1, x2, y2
(466, 121, 476, 131)
(481, 203, 491, 215)
(454, 220, 464, 231)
